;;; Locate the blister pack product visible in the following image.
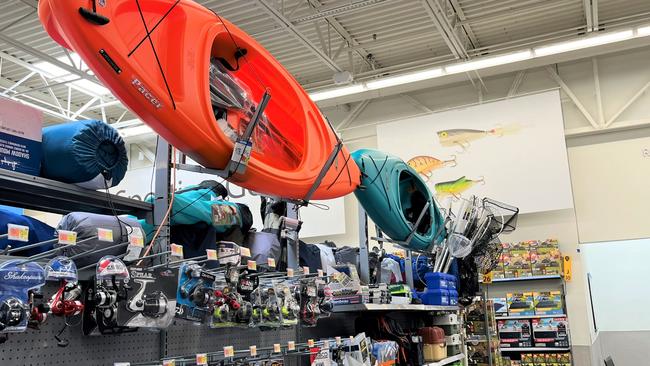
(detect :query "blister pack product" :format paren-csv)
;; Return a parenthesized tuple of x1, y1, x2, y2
(276, 282, 300, 327)
(0, 260, 45, 333)
(119, 266, 178, 329)
(43, 256, 83, 346)
(253, 284, 282, 328)
(211, 284, 252, 328)
(176, 262, 216, 322)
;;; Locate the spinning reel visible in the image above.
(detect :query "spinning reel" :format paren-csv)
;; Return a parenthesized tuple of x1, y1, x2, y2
(127, 279, 168, 318)
(0, 297, 27, 331)
(94, 276, 129, 329)
(279, 287, 300, 321)
(261, 288, 280, 322)
(48, 281, 85, 347)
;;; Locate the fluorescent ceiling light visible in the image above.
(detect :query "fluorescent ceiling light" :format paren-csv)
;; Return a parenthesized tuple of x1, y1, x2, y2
(118, 124, 153, 138)
(33, 53, 111, 96)
(309, 84, 366, 102)
(366, 68, 444, 89)
(534, 30, 634, 56)
(638, 25, 650, 36)
(445, 50, 533, 74)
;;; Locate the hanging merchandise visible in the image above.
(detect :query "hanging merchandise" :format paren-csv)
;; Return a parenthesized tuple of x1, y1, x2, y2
(44, 256, 83, 346)
(256, 284, 283, 328)
(275, 282, 300, 327)
(352, 149, 445, 251)
(0, 209, 56, 256)
(0, 260, 45, 334)
(40, 120, 128, 189)
(39, 0, 360, 201)
(82, 256, 132, 335)
(299, 279, 321, 327)
(176, 262, 216, 322)
(211, 284, 252, 328)
(120, 266, 177, 329)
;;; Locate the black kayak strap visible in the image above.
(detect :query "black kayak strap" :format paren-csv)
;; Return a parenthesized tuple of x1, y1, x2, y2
(302, 140, 343, 204)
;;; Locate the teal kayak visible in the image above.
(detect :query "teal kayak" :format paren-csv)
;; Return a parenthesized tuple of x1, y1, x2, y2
(352, 149, 445, 251)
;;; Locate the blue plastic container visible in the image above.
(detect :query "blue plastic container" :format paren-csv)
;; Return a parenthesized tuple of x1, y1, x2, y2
(419, 288, 449, 306)
(425, 272, 448, 289)
(448, 289, 459, 306)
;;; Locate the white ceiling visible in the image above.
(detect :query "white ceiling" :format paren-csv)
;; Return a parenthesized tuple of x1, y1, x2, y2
(1, 0, 649, 126)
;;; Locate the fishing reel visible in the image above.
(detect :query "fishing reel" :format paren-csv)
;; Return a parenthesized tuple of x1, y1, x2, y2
(50, 282, 84, 317)
(0, 297, 28, 331)
(261, 289, 280, 322)
(213, 287, 240, 323)
(190, 285, 215, 308)
(279, 287, 300, 320)
(128, 279, 168, 318)
(94, 277, 129, 328)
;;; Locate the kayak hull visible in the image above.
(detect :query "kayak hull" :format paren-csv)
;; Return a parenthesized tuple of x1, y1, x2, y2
(38, 0, 359, 200)
(352, 149, 445, 251)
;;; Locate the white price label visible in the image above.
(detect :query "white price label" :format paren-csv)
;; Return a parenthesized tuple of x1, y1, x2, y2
(317, 269, 324, 277)
(195, 353, 207, 365)
(58, 230, 77, 245)
(335, 336, 342, 346)
(302, 266, 310, 275)
(267, 258, 276, 268)
(128, 231, 144, 247)
(7, 224, 29, 242)
(287, 268, 294, 277)
(287, 341, 295, 351)
(162, 360, 176, 366)
(98, 228, 114, 242)
(249, 345, 257, 357)
(247, 260, 257, 271)
(170, 244, 184, 258)
(206, 249, 218, 261)
(223, 346, 234, 357)
(273, 343, 281, 353)
(240, 247, 251, 257)
(307, 339, 315, 348)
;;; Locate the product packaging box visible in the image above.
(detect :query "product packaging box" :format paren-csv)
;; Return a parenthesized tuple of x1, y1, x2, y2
(508, 241, 533, 278)
(498, 319, 532, 348)
(507, 292, 535, 315)
(531, 239, 562, 276)
(492, 243, 510, 279)
(492, 297, 508, 316)
(532, 317, 570, 348)
(532, 354, 546, 363)
(520, 354, 533, 363)
(0, 97, 42, 176)
(533, 291, 564, 315)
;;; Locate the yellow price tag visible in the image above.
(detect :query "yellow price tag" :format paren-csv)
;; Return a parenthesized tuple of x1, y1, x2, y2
(7, 224, 29, 242)
(206, 249, 218, 261)
(240, 247, 251, 257)
(162, 360, 176, 366)
(267, 258, 276, 268)
(303, 266, 310, 275)
(287, 268, 294, 277)
(223, 346, 234, 357)
(273, 343, 281, 353)
(97, 228, 114, 242)
(482, 271, 493, 284)
(247, 260, 257, 271)
(170, 244, 184, 258)
(307, 339, 315, 347)
(287, 341, 295, 351)
(58, 230, 77, 245)
(563, 255, 572, 282)
(317, 269, 324, 277)
(249, 345, 257, 357)
(195, 353, 207, 365)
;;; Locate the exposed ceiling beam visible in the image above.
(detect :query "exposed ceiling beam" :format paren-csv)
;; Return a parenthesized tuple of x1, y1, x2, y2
(448, 0, 479, 49)
(256, 0, 343, 72)
(458, 0, 574, 27)
(292, 0, 388, 24)
(583, 0, 594, 32)
(422, 0, 468, 59)
(546, 66, 600, 129)
(336, 99, 370, 130)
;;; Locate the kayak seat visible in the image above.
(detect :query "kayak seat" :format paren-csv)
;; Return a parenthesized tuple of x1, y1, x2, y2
(399, 171, 432, 235)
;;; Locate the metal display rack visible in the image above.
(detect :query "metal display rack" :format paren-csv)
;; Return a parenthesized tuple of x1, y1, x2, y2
(482, 273, 573, 365)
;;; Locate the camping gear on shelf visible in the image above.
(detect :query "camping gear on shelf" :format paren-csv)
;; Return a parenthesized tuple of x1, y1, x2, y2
(351, 149, 445, 251)
(41, 120, 127, 189)
(419, 327, 447, 362)
(39, 0, 360, 200)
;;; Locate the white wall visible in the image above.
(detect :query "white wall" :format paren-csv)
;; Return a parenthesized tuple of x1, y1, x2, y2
(310, 46, 650, 362)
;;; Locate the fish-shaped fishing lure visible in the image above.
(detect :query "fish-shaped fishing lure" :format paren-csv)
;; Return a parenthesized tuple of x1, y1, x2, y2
(407, 155, 456, 181)
(435, 176, 485, 198)
(437, 124, 521, 151)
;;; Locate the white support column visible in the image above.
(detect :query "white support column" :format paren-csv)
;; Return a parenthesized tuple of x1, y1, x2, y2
(546, 66, 600, 130)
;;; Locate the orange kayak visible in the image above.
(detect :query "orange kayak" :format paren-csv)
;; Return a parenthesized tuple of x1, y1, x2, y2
(39, 0, 359, 200)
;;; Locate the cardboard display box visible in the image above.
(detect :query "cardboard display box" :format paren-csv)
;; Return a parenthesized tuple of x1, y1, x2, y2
(531, 239, 561, 276)
(498, 319, 532, 348)
(509, 241, 533, 278)
(533, 291, 564, 315)
(0, 97, 42, 176)
(492, 297, 508, 316)
(532, 317, 570, 348)
(507, 292, 535, 315)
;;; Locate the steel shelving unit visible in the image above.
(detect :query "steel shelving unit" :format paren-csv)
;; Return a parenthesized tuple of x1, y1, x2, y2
(332, 303, 459, 312)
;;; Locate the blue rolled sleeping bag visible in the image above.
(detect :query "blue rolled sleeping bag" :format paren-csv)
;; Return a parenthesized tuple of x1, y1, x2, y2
(0, 208, 56, 256)
(41, 120, 128, 189)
